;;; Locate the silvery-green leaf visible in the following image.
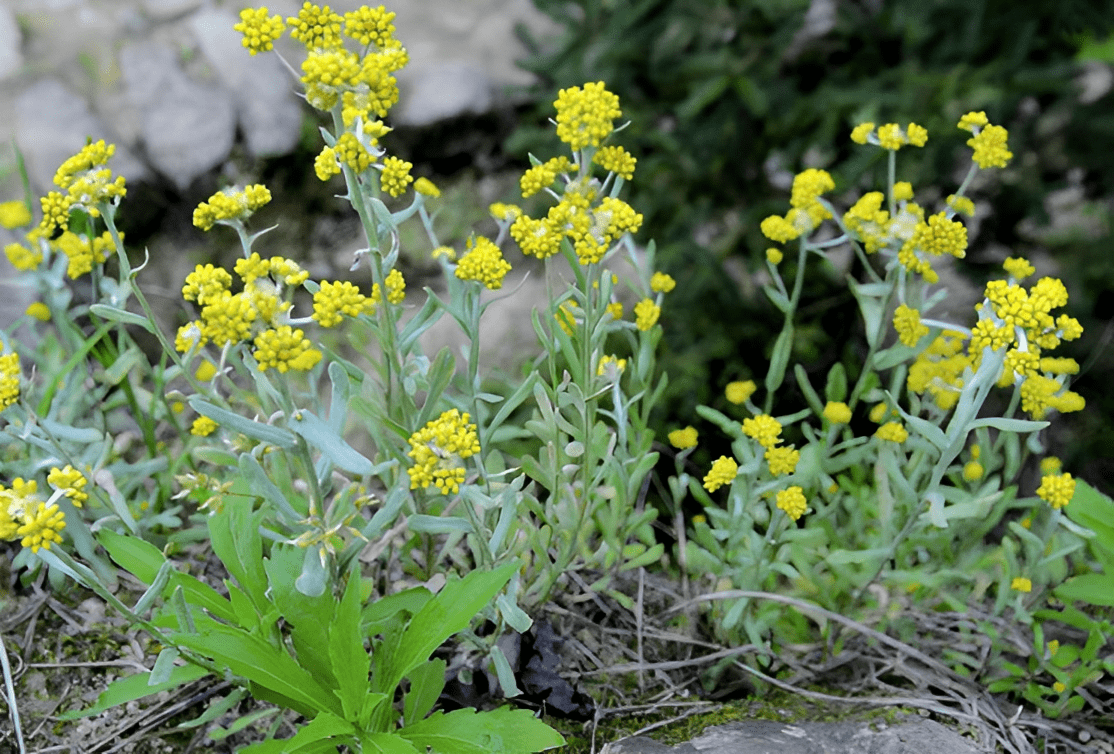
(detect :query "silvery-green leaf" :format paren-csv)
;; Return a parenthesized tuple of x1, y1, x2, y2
(188, 398, 296, 448)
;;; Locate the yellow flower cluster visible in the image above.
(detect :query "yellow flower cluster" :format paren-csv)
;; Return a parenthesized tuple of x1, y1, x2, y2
(776, 486, 808, 521)
(554, 82, 621, 151)
(192, 184, 272, 231)
(234, 7, 285, 54)
(593, 146, 636, 180)
(51, 140, 127, 218)
(1, 480, 66, 553)
(455, 236, 512, 289)
(650, 272, 676, 293)
(191, 416, 219, 437)
(634, 298, 660, 331)
(765, 445, 800, 477)
(0, 352, 20, 410)
(343, 5, 397, 47)
(520, 157, 571, 198)
(1036, 472, 1075, 509)
(1011, 577, 1032, 593)
(178, 253, 312, 360)
(851, 121, 928, 150)
(414, 177, 440, 197)
(47, 465, 88, 507)
(725, 380, 756, 405)
(822, 401, 852, 424)
(702, 456, 737, 492)
(380, 156, 413, 197)
(384, 268, 405, 304)
(252, 325, 323, 373)
(906, 330, 969, 411)
(407, 409, 481, 495)
(971, 268, 1084, 418)
(51, 230, 113, 279)
(668, 426, 698, 450)
(893, 304, 929, 347)
(742, 414, 782, 449)
(760, 169, 836, 244)
(4, 241, 42, 271)
(287, 1, 343, 49)
(313, 280, 377, 326)
(842, 192, 889, 254)
(0, 200, 31, 229)
(874, 421, 909, 443)
(234, 3, 408, 117)
(508, 85, 644, 266)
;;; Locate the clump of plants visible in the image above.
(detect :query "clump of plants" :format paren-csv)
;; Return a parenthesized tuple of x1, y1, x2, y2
(0, 2, 1110, 751)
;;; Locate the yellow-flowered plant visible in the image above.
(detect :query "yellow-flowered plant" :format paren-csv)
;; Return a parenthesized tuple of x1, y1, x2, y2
(679, 109, 1092, 659)
(0, 10, 667, 748)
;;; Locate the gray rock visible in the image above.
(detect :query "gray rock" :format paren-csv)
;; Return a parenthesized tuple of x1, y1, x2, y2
(603, 718, 985, 754)
(141, 78, 236, 190)
(14, 79, 148, 194)
(394, 62, 495, 127)
(0, 5, 23, 80)
(189, 8, 303, 158)
(118, 40, 236, 189)
(141, 0, 203, 22)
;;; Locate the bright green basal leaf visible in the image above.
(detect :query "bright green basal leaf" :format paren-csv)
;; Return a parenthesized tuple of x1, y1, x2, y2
(380, 564, 517, 695)
(1054, 574, 1114, 607)
(264, 544, 338, 691)
(403, 658, 447, 726)
(98, 529, 165, 585)
(329, 573, 374, 722)
(282, 711, 358, 752)
(362, 587, 433, 635)
(56, 663, 209, 720)
(358, 732, 422, 754)
(171, 623, 341, 718)
(165, 571, 236, 624)
(1064, 479, 1114, 551)
(290, 408, 373, 475)
(208, 503, 270, 615)
(399, 707, 564, 754)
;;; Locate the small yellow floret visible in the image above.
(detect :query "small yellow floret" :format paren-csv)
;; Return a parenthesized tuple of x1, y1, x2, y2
(725, 380, 756, 405)
(634, 298, 660, 331)
(742, 414, 782, 449)
(776, 486, 807, 521)
(668, 426, 698, 450)
(875, 421, 908, 443)
(1036, 472, 1075, 510)
(702, 456, 738, 492)
(822, 401, 852, 424)
(455, 236, 512, 290)
(650, 272, 676, 293)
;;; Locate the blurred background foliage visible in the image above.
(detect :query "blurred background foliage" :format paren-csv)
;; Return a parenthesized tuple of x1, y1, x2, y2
(508, 0, 1114, 491)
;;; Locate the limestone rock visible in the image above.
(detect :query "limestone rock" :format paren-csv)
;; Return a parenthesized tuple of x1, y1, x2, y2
(118, 40, 235, 189)
(0, 5, 23, 81)
(395, 62, 495, 127)
(603, 718, 985, 754)
(14, 79, 148, 194)
(190, 8, 303, 158)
